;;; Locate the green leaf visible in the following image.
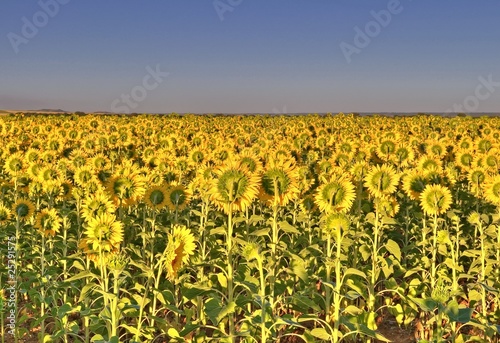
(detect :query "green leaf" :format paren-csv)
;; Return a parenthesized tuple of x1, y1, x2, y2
(57, 303, 72, 319)
(204, 297, 222, 325)
(310, 327, 331, 340)
(217, 301, 236, 323)
(291, 255, 308, 282)
(344, 268, 367, 279)
(65, 270, 94, 283)
(409, 296, 437, 312)
(280, 221, 300, 234)
(182, 284, 212, 300)
(385, 239, 401, 261)
(445, 300, 472, 323)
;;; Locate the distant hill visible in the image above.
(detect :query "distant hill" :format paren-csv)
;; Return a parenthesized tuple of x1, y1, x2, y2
(36, 109, 68, 113)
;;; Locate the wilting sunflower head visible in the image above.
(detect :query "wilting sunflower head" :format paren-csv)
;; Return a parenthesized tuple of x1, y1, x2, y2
(483, 175, 500, 206)
(364, 164, 399, 199)
(419, 184, 452, 216)
(209, 160, 259, 213)
(144, 184, 169, 210)
(315, 176, 356, 213)
(35, 208, 62, 237)
(0, 203, 11, 225)
(259, 158, 300, 207)
(165, 225, 196, 280)
(84, 213, 123, 252)
(12, 198, 35, 222)
(322, 213, 350, 238)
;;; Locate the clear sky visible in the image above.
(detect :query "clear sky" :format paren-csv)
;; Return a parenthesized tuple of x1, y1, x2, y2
(1, 0, 499, 114)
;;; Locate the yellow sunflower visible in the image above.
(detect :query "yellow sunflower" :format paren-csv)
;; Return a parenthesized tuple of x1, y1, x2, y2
(106, 162, 146, 207)
(402, 170, 427, 201)
(164, 225, 196, 280)
(315, 176, 356, 213)
(258, 157, 300, 207)
(209, 160, 259, 214)
(322, 212, 350, 238)
(144, 184, 169, 210)
(483, 174, 500, 206)
(12, 198, 35, 221)
(364, 164, 399, 199)
(4, 153, 25, 176)
(419, 184, 452, 216)
(84, 213, 123, 252)
(81, 190, 116, 221)
(0, 203, 12, 225)
(35, 208, 62, 237)
(165, 184, 191, 211)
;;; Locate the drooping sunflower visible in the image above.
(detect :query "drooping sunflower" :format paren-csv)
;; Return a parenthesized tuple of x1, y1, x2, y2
(419, 184, 452, 216)
(35, 208, 62, 237)
(209, 160, 259, 213)
(12, 198, 35, 221)
(258, 157, 300, 207)
(144, 184, 169, 210)
(364, 164, 399, 199)
(84, 213, 123, 252)
(164, 225, 196, 280)
(483, 174, 500, 206)
(315, 176, 356, 213)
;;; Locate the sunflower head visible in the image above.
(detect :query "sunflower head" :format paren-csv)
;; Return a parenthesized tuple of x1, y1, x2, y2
(419, 184, 452, 216)
(259, 158, 300, 207)
(165, 184, 191, 211)
(322, 213, 350, 239)
(209, 160, 259, 213)
(364, 164, 399, 199)
(84, 213, 124, 252)
(315, 176, 356, 213)
(144, 184, 169, 210)
(0, 203, 12, 225)
(35, 208, 62, 237)
(12, 199, 35, 222)
(165, 225, 196, 280)
(483, 175, 500, 206)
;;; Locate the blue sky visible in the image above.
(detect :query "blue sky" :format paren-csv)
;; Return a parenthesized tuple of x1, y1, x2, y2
(1, 0, 499, 113)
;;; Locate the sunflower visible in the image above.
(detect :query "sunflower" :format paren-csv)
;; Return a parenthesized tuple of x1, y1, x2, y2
(299, 195, 317, 214)
(483, 175, 500, 206)
(373, 196, 400, 217)
(454, 149, 473, 171)
(402, 170, 427, 201)
(81, 191, 116, 221)
(84, 213, 123, 252)
(258, 158, 300, 207)
(12, 198, 35, 221)
(73, 165, 97, 187)
(0, 203, 11, 225)
(315, 176, 356, 213)
(467, 168, 486, 196)
(322, 212, 350, 238)
(419, 184, 452, 216)
(35, 208, 62, 237)
(106, 162, 146, 207)
(209, 160, 259, 213)
(164, 225, 196, 280)
(4, 153, 25, 176)
(165, 184, 191, 211)
(364, 164, 399, 199)
(144, 184, 169, 210)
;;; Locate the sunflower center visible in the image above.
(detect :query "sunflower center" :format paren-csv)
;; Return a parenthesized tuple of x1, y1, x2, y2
(150, 189, 165, 205)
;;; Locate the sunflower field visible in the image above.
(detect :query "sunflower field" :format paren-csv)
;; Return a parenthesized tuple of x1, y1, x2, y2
(1, 113, 500, 343)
